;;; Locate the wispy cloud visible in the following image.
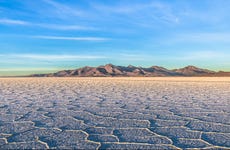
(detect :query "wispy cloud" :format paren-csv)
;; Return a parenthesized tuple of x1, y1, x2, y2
(90, 1, 179, 24)
(0, 18, 96, 31)
(118, 53, 154, 61)
(41, 0, 85, 18)
(0, 68, 59, 71)
(36, 24, 96, 31)
(167, 32, 230, 44)
(167, 50, 229, 61)
(178, 33, 230, 42)
(0, 19, 29, 25)
(32, 35, 109, 41)
(2, 54, 107, 60)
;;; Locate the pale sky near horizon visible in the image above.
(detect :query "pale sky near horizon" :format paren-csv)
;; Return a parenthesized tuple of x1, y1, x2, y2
(0, 0, 230, 76)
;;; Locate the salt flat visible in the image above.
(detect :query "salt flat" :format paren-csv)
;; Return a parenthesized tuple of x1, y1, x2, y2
(0, 77, 230, 149)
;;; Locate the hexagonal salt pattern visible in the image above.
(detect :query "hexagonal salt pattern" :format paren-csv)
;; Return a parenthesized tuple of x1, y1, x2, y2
(0, 77, 229, 149)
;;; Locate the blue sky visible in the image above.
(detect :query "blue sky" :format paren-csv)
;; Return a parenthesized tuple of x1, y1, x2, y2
(0, 0, 230, 76)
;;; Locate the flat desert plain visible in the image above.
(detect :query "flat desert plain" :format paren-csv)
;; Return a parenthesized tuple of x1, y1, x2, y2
(0, 77, 230, 149)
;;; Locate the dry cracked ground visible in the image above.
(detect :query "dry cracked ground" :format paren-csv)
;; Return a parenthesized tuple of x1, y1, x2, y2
(0, 77, 230, 149)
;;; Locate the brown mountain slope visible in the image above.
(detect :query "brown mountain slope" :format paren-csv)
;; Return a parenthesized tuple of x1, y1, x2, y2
(172, 66, 215, 76)
(30, 64, 230, 77)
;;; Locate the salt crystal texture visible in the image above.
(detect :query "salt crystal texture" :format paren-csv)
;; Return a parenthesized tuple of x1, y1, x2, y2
(0, 77, 229, 149)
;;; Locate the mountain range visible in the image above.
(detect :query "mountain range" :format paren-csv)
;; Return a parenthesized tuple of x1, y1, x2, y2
(30, 64, 230, 77)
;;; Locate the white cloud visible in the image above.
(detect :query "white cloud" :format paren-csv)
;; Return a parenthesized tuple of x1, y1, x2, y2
(0, 18, 96, 31)
(0, 19, 29, 25)
(36, 24, 96, 31)
(0, 68, 58, 71)
(118, 53, 154, 61)
(168, 50, 229, 61)
(41, 0, 85, 17)
(32, 35, 109, 41)
(171, 33, 230, 43)
(1, 54, 107, 61)
(90, 1, 179, 24)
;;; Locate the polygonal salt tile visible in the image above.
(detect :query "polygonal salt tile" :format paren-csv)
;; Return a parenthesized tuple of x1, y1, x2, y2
(0, 138, 7, 146)
(40, 130, 88, 148)
(154, 119, 188, 127)
(0, 133, 11, 138)
(100, 143, 179, 150)
(73, 111, 103, 126)
(152, 127, 201, 139)
(198, 146, 230, 150)
(114, 128, 156, 137)
(200, 116, 230, 125)
(157, 114, 188, 121)
(15, 111, 48, 122)
(6, 106, 33, 115)
(88, 134, 118, 142)
(56, 141, 100, 149)
(0, 122, 35, 134)
(87, 108, 124, 118)
(97, 118, 150, 128)
(118, 112, 157, 120)
(7, 128, 62, 142)
(44, 110, 77, 118)
(0, 114, 22, 122)
(33, 117, 87, 130)
(0, 141, 48, 149)
(175, 138, 211, 148)
(202, 132, 230, 147)
(186, 120, 230, 133)
(85, 127, 113, 135)
(114, 128, 171, 144)
(124, 135, 172, 144)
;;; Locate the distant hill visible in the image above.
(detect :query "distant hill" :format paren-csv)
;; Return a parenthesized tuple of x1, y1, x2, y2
(30, 64, 230, 77)
(172, 65, 215, 76)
